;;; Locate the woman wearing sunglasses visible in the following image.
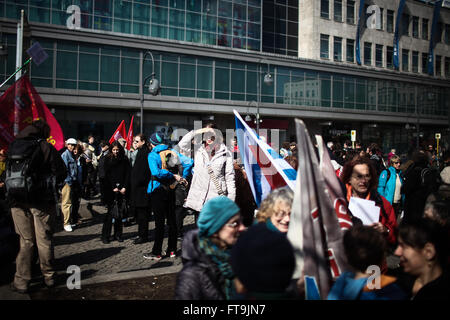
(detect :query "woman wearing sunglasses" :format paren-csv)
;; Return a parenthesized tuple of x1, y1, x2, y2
(378, 155, 405, 222)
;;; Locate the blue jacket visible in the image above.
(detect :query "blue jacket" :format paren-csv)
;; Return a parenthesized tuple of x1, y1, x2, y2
(147, 144, 194, 194)
(377, 166, 405, 205)
(327, 272, 406, 300)
(61, 149, 78, 186)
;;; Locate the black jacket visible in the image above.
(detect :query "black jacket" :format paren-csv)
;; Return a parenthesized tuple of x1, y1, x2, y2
(103, 155, 130, 205)
(129, 145, 151, 208)
(402, 164, 430, 221)
(8, 124, 67, 204)
(175, 230, 227, 300)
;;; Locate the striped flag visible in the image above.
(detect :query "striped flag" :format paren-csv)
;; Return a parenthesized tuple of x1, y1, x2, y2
(287, 119, 351, 300)
(234, 110, 296, 206)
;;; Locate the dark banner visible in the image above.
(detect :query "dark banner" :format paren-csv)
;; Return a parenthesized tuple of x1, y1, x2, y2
(393, 0, 406, 69)
(355, 0, 366, 65)
(427, 0, 443, 75)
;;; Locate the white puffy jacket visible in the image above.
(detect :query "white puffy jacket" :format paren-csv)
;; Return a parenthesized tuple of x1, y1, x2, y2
(177, 130, 236, 212)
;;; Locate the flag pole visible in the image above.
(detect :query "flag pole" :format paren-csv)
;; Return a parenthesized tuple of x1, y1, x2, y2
(0, 58, 32, 90)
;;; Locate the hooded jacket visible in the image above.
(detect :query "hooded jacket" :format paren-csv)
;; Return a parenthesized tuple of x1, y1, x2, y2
(175, 229, 227, 300)
(147, 144, 193, 194)
(377, 166, 405, 205)
(327, 272, 406, 300)
(178, 130, 236, 212)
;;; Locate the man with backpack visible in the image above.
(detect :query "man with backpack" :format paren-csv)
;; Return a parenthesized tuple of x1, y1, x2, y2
(5, 120, 67, 293)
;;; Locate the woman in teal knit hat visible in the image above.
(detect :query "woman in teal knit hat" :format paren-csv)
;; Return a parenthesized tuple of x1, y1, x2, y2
(175, 196, 245, 300)
(255, 187, 294, 233)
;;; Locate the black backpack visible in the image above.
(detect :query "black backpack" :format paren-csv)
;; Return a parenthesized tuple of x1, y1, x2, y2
(4, 139, 42, 202)
(421, 167, 441, 191)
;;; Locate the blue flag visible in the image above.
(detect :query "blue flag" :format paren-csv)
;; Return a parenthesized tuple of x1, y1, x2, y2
(393, 0, 406, 69)
(355, 0, 366, 65)
(428, 0, 443, 75)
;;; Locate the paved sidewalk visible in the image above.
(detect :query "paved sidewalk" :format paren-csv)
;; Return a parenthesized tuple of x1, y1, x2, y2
(0, 195, 196, 299)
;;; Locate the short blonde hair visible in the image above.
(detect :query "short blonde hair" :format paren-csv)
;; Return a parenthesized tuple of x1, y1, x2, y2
(390, 155, 400, 165)
(255, 187, 294, 223)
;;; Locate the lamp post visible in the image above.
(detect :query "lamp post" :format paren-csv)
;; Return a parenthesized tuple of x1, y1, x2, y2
(255, 61, 273, 135)
(140, 51, 161, 134)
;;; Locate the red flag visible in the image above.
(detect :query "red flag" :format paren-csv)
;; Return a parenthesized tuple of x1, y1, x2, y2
(109, 120, 127, 145)
(126, 115, 134, 150)
(0, 75, 64, 150)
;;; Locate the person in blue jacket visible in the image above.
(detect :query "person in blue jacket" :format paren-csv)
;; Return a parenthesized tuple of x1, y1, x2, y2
(378, 155, 404, 221)
(143, 132, 193, 261)
(327, 225, 407, 300)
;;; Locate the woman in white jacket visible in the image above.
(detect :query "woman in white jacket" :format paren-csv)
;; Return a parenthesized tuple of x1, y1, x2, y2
(177, 124, 236, 216)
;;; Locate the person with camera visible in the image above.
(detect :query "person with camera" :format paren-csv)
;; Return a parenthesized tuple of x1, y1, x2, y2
(101, 141, 130, 244)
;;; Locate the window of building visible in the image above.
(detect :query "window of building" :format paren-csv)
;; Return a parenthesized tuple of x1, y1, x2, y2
(364, 42, 372, 66)
(321, 0, 329, 19)
(402, 14, 409, 36)
(412, 51, 419, 73)
(412, 16, 419, 38)
(320, 34, 330, 59)
(422, 18, 429, 40)
(437, 22, 443, 43)
(375, 44, 383, 68)
(379, 8, 384, 31)
(402, 49, 409, 72)
(387, 10, 394, 33)
(334, 36, 342, 61)
(422, 52, 428, 74)
(346, 39, 355, 63)
(346, 0, 355, 24)
(387, 46, 393, 69)
(334, 0, 342, 22)
(445, 24, 450, 45)
(445, 57, 450, 78)
(436, 55, 441, 76)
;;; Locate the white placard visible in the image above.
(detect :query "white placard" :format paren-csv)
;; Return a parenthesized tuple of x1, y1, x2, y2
(348, 197, 380, 225)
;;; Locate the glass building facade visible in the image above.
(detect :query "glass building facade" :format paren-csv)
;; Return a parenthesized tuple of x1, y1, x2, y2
(0, 1, 448, 153)
(1, 0, 263, 51)
(1, 33, 448, 117)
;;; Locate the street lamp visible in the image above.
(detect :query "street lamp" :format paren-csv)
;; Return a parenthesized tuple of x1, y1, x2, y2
(140, 51, 161, 134)
(256, 61, 273, 134)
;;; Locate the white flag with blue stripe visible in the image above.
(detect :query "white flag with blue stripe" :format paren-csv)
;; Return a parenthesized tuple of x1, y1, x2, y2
(234, 110, 296, 206)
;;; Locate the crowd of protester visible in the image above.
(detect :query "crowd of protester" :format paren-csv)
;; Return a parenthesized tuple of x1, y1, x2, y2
(0, 119, 449, 301)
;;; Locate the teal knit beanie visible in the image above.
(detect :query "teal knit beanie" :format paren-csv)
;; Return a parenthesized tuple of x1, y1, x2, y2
(197, 196, 240, 237)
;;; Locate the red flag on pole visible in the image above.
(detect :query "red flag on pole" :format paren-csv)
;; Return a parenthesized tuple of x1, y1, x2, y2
(109, 120, 127, 145)
(0, 75, 64, 150)
(126, 115, 134, 151)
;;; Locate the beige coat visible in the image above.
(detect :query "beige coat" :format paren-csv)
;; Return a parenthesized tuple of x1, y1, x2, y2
(177, 130, 235, 212)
